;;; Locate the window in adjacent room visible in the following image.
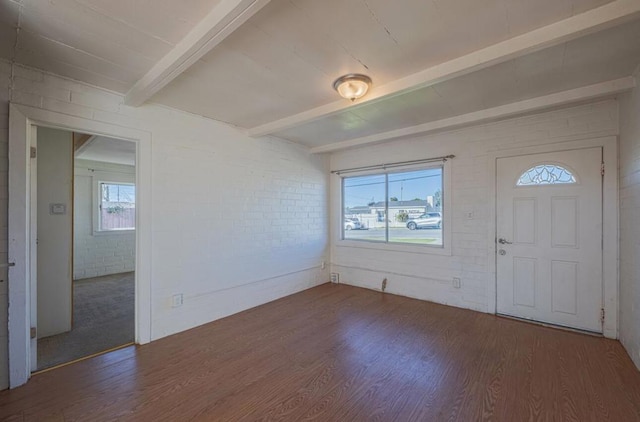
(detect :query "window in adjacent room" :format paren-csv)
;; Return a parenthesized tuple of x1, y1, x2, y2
(98, 182, 136, 231)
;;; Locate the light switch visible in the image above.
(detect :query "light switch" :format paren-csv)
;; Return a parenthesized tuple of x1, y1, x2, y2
(172, 294, 183, 308)
(50, 203, 66, 215)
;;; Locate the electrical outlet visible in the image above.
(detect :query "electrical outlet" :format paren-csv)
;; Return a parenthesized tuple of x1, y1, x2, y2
(172, 294, 183, 308)
(330, 272, 339, 283)
(466, 211, 474, 219)
(321, 261, 326, 270)
(453, 277, 461, 288)
(381, 278, 387, 292)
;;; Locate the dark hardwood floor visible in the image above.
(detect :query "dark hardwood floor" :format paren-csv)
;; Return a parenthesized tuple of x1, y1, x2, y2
(1, 283, 640, 421)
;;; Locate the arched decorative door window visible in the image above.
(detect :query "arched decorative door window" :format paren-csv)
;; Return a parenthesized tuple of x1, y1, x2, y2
(516, 164, 577, 186)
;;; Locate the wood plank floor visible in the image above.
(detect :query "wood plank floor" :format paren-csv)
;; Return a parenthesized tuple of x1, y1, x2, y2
(1, 283, 640, 421)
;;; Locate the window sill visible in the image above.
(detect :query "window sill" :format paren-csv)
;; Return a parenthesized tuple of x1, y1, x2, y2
(93, 229, 136, 236)
(336, 239, 452, 256)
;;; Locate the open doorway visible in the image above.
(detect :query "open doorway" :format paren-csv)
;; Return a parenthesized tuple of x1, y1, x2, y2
(8, 103, 151, 388)
(35, 127, 136, 371)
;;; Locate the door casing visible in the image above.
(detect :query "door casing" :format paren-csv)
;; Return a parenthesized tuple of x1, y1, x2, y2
(8, 103, 153, 388)
(487, 136, 618, 339)
(29, 126, 37, 370)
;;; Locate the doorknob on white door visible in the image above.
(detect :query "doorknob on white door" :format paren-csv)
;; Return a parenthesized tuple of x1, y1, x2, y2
(498, 238, 512, 244)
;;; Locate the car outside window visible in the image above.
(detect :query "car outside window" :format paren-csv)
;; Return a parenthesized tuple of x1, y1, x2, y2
(342, 167, 443, 246)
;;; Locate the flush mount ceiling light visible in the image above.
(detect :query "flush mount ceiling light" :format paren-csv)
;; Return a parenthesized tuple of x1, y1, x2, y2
(333, 74, 372, 101)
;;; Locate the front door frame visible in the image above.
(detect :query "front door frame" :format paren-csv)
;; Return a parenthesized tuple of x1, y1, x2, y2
(487, 136, 617, 339)
(8, 103, 153, 388)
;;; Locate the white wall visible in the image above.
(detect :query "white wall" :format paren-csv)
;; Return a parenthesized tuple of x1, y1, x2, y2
(0, 60, 329, 388)
(36, 127, 73, 338)
(619, 72, 640, 369)
(74, 159, 135, 280)
(330, 100, 618, 314)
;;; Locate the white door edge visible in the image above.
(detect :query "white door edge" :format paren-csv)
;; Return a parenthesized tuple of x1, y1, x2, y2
(8, 105, 32, 388)
(29, 125, 37, 371)
(486, 136, 618, 339)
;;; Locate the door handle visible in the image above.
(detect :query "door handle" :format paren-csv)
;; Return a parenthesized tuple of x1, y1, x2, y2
(498, 238, 512, 245)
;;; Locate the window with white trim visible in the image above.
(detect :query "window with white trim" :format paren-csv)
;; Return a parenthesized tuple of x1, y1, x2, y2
(98, 182, 135, 231)
(342, 166, 444, 246)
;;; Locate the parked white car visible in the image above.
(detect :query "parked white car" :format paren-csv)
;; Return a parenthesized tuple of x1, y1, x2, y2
(406, 212, 442, 230)
(344, 218, 362, 230)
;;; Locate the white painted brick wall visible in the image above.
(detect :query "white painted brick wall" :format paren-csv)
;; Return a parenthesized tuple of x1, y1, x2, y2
(619, 73, 640, 370)
(330, 99, 619, 314)
(73, 160, 136, 280)
(0, 61, 329, 388)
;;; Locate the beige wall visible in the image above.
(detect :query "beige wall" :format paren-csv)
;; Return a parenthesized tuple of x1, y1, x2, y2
(37, 127, 73, 338)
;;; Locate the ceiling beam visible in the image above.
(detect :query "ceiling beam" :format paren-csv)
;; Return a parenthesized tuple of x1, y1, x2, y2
(309, 77, 635, 154)
(249, 0, 640, 137)
(74, 134, 97, 155)
(73, 133, 92, 152)
(124, 0, 270, 107)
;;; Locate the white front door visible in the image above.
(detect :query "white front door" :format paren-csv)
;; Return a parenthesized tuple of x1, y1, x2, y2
(496, 147, 603, 332)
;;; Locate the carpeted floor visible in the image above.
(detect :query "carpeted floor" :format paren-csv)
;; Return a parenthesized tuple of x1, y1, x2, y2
(37, 272, 135, 371)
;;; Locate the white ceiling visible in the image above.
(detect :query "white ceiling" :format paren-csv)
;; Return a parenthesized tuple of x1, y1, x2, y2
(153, 0, 617, 127)
(76, 136, 136, 166)
(272, 19, 640, 147)
(0, 0, 221, 92)
(1, 0, 639, 150)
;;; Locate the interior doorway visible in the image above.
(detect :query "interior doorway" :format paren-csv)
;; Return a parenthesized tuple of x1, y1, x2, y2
(8, 103, 151, 388)
(34, 127, 137, 371)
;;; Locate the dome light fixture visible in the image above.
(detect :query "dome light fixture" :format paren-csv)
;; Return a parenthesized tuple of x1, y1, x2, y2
(333, 73, 372, 101)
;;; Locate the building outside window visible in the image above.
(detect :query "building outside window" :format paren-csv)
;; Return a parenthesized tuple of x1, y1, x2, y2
(342, 167, 443, 246)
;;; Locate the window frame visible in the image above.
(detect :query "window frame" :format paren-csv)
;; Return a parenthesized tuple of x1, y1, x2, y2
(93, 179, 136, 235)
(515, 162, 579, 187)
(338, 162, 452, 256)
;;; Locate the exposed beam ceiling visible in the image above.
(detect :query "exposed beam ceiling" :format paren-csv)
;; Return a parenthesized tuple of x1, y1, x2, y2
(248, 0, 640, 138)
(310, 76, 636, 154)
(2, 0, 638, 151)
(124, 0, 271, 107)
